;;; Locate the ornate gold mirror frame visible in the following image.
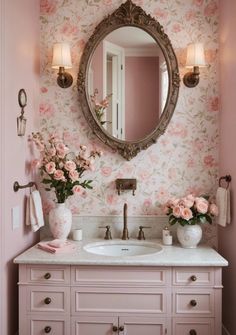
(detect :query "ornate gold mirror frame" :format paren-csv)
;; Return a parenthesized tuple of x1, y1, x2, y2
(78, 0, 180, 160)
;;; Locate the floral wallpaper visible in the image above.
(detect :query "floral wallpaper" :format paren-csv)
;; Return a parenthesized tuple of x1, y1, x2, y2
(39, 0, 219, 242)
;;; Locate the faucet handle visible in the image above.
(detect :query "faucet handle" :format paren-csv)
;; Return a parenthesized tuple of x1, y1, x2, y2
(137, 226, 151, 240)
(99, 225, 112, 240)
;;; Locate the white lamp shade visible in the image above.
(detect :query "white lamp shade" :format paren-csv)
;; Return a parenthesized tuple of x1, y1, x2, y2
(186, 43, 206, 68)
(52, 43, 72, 69)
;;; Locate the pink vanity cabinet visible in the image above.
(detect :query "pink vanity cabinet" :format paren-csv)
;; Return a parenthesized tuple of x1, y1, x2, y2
(17, 264, 223, 335)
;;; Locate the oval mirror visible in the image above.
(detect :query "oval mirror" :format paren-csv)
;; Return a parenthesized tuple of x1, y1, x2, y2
(78, 0, 180, 160)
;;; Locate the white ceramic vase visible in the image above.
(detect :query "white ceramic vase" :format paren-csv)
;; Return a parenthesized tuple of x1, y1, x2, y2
(48, 203, 72, 240)
(177, 223, 202, 248)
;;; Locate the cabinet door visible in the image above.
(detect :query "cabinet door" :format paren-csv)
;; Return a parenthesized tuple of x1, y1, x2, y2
(119, 316, 169, 335)
(72, 316, 118, 335)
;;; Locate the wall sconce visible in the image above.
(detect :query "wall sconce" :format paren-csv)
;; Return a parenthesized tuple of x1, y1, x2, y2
(17, 89, 27, 136)
(52, 43, 73, 88)
(183, 43, 206, 88)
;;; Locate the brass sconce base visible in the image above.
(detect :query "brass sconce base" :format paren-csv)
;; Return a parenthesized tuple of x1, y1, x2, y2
(57, 67, 73, 88)
(183, 66, 200, 88)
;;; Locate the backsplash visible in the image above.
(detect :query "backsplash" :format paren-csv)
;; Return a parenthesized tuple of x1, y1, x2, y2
(39, 0, 219, 245)
(40, 214, 217, 248)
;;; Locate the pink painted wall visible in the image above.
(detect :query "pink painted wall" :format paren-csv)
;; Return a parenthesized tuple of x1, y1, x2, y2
(125, 56, 159, 141)
(0, 1, 40, 334)
(219, 0, 236, 333)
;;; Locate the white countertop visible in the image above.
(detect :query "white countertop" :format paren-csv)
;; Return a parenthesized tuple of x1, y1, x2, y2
(14, 239, 228, 267)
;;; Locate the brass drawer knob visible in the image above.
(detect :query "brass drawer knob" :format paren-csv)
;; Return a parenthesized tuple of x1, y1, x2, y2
(190, 275, 197, 282)
(190, 299, 197, 307)
(44, 297, 51, 305)
(189, 330, 197, 335)
(112, 325, 118, 332)
(119, 326, 124, 331)
(44, 326, 51, 333)
(44, 272, 51, 280)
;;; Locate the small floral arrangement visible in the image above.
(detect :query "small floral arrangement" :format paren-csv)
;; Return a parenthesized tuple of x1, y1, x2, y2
(31, 132, 101, 204)
(90, 89, 112, 126)
(163, 194, 218, 226)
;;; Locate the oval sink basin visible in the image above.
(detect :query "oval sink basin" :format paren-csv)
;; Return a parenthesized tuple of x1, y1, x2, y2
(83, 241, 163, 257)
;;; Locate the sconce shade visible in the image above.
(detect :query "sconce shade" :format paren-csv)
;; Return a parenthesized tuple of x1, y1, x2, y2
(52, 43, 73, 88)
(183, 43, 206, 88)
(186, 43, 206, 68)
(52, 43, 72, 69)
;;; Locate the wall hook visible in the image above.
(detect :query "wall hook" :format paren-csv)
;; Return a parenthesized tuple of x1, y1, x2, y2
(115, 178, 137, 196)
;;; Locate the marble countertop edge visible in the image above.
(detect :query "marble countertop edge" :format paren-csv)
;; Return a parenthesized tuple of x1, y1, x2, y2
(13, 239, 228, 267)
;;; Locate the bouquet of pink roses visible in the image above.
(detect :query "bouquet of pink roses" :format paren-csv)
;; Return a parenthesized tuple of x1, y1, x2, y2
(163, 194, 218, 226)
(31, 132, 101, 203)
(90, 89, 112, 126)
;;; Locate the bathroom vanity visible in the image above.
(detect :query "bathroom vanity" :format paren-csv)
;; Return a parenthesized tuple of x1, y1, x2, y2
(14, 240, 227, 335)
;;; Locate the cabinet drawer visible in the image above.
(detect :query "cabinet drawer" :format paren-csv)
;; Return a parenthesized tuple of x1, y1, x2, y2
(26, 265, 70, 285)
(173, 267, 214, 286)
(173, 289, 214, 316)
(27, 286, 70, 314)
(72, 287, 168, 315)
(173, 317, 214, 335)
(27, 316, 70, 335)
(72, 266, 169, 286)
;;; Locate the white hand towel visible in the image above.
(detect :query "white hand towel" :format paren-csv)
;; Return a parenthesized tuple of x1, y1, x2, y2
(216, 187, 231, 227)
(226, 188, 231, 224)
(27, 190, 45, 232)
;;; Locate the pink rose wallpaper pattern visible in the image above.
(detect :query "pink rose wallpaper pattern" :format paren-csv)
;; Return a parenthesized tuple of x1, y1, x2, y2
(39, 0, 219, 244)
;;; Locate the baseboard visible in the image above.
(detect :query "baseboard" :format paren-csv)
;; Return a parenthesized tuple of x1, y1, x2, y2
(222, 324, 231, 335)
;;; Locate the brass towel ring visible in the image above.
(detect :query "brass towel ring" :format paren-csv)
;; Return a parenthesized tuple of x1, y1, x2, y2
(219, 175, 231, 189)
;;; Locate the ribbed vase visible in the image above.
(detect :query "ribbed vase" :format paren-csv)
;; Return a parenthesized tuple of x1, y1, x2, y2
(48, 203, 72, 240)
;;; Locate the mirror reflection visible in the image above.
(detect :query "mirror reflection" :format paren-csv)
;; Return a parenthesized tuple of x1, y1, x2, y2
(88, 27, 169, 141)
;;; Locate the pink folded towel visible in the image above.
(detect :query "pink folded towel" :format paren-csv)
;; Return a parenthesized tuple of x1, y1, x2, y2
(37, 240, 76, 254)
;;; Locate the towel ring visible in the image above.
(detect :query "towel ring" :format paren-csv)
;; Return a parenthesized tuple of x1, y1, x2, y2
(219, 175, 231, 189)
(13, 181, 37, 192)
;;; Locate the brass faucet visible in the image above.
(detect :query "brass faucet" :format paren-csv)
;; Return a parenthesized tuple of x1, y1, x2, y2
(122, 203, 129, 240)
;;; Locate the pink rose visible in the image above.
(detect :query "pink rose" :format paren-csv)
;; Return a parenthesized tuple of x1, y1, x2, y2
(208, 96, 219, 112)
(209, 203, 218, 216)
(61, 21, 78, 37)
(56, 143, 69, 158)
(64, 160, 76, 171)
(69, 170, 79, 182)
(173, 206, 182, 218)
(101, 166, 112, 177)
(203, 155, 216, 167)
(204, 1, 218, 17)
(172, 198, 180, 206)
(40, 0, 58, 15)
(183, 197, 194, 208)
(72, 185, 83, 195)
(195, 197, 209, 214)
(39, 103, 55, 118)
(193, 0, 203, 6)
(54, 169, 65, 181)
(45, 162, 56, 174)
(172, 24, 182, 33)
(40, 86, 48, 93)
(181, 208, 193, 221)
(153, 7, 168, 19)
